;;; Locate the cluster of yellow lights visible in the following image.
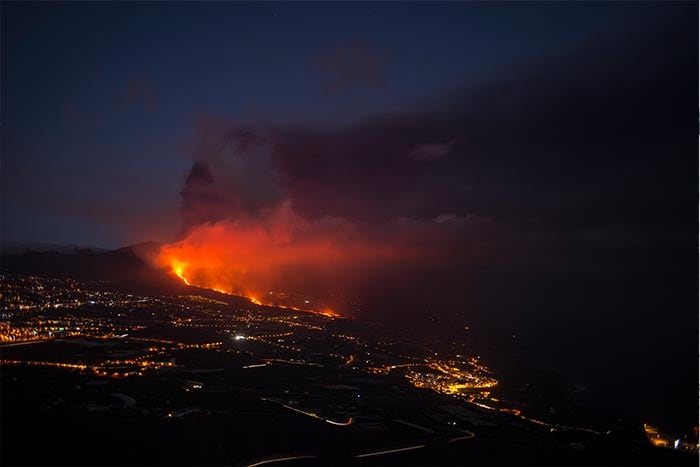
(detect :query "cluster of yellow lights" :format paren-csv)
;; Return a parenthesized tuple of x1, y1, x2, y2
(643, 423, 671, 448)
(0, 358, 173, 378)
(391, 359, 499, 396)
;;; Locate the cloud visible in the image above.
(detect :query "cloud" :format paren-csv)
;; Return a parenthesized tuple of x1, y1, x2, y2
(409, 138, 456, 161)
(182, 19, 693, 239)
(178, 118, 282, 234)
(161, 20, 695, 316)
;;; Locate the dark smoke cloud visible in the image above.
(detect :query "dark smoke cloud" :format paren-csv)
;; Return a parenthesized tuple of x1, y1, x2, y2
(177, 19, 695, 306)
(156, 16, 698, 436)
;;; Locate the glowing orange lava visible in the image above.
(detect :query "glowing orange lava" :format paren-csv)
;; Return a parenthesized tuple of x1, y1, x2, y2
(154, 203, 406, 318)
(248, 296, 262, 306)
(169, 259, 340, 317)
(171, 261, 192, 285)
(159, 226, 341, 318)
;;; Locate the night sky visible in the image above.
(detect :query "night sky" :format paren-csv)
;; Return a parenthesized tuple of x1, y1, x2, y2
(1, 1, 698, 433)
(2, 1, 693, 246)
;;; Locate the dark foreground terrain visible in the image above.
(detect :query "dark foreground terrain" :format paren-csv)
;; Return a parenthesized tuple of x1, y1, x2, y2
(0, 253, 697, 466)
(2, 364, 696, 467)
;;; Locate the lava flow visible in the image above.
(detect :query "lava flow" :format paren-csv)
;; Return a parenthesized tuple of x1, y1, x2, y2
(153, 210, 371, 318)
(165, 255, 340, 318)
(152, 199, 409, 319)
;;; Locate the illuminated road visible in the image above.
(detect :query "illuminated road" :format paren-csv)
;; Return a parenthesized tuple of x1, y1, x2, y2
(260, 397, 353, 426)
(354, 444, 426, 458)
(448, 429, 477, 442)
(0, 340, 47, 348)
(246, 455, 317, 467)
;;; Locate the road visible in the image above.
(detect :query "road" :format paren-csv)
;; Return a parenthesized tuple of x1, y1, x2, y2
(354, 444, 427, 458)
(247, 455, 317, 467)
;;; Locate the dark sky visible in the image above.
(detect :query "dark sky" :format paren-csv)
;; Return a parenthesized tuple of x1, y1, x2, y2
(1, 1, 698, 434)
(1, 1, 693, 246)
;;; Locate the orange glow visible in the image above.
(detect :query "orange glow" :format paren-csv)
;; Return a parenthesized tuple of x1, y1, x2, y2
(169, 257, 339, 316)
(249, 296, 262, 306)
(169, 256, 302, 311)
(171, 261, 191, 286)
(155, 202, 400, 317)
(319, 308, 341, 318)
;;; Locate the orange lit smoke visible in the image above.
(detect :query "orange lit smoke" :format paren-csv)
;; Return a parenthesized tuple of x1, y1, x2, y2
(155, 203, 398, 317)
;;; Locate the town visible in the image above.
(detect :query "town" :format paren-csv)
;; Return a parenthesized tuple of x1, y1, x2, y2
(1, 273, 696, 465)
